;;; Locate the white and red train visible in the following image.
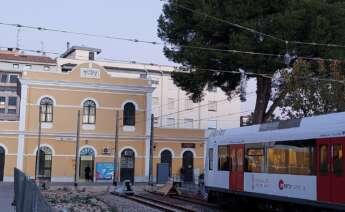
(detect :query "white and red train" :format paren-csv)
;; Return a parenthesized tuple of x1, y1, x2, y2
(205, 112, 345, 211)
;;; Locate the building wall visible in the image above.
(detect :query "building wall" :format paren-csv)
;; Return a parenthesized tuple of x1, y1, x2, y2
(0, 61, 206, 183)
(57, 57, 241, 130)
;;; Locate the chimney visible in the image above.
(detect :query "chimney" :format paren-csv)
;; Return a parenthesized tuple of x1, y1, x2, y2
(66, 42, 70, 50)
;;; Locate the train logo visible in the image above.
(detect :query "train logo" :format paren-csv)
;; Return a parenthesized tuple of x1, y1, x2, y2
(278, 179, 285, 190)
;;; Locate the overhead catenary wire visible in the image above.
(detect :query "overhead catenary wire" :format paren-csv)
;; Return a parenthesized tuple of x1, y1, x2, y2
(159, 0, 345, 49)
(0, 21, 345, 63)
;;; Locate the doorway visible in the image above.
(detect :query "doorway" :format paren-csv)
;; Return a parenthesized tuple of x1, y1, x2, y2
(79, 147, 95, 182)
(120, 149, 135, 183)
(35, 146, 52, 181)
(229, 144, 244, 191)
(161, 150, 172, 176)
(317, 138, 345, 204)
(182, 151, 194, 182)
(0, 146, 5, 182)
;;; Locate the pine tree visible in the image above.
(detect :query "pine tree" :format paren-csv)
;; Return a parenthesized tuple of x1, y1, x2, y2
(158, 0, 345, 123)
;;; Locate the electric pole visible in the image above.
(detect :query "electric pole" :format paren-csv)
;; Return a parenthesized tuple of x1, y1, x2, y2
(113, 111, 119, 186)
(148, 114, 154, 185)
(74, 110, 81, 187)
(35, 106, 42, 185)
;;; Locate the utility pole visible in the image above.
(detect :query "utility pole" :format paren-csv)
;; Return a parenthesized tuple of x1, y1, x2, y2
(74, 110, 81, 187)
(113, 111, 119, 186)
(35, 106, 42, 185)
(148, 114, 154, 185)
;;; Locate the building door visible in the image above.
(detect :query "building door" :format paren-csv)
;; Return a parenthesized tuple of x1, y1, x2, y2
(317, 138, 345, 204)
(182, 151, 194, 182)
(229, 144, 244, 191)
(120, 149, 135, 183)
(0, 146, 5, 182)
(79, 147, 95, 181)
(160, 150, 172, 176)
(36, 146, 52, 181)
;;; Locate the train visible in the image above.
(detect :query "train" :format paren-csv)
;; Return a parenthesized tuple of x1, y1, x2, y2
(205, 112, 345, 211)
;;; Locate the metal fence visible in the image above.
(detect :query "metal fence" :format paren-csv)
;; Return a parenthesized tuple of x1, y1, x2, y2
(13, 168, 52, 212)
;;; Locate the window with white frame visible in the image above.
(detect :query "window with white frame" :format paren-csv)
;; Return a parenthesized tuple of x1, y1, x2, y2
(167, 118, 176, 128)
(168, 98, 175, 110)
(83, 100, 96, 124)
(123, 102, 136, 126)
(208, 120, 217, 129)
(24, 65, 32, 70)
(184, 118, 193, 128)
(208, 101, 217, 111)
(184, 99, 193, 110)
(9, 74, 18, 83)
(40, 97, 53, 122)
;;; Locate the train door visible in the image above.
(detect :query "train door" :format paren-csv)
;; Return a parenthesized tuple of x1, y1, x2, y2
(317, 138, 345, 204)
(229, 144, 244, 191)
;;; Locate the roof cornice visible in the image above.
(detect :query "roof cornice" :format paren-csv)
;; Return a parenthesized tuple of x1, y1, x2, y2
(19, 78, 155, 94)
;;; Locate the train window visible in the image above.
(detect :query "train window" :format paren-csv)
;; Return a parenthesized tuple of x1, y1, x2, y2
(218, 145, 229, 171)
(333, 144, 343, 176)
(267, 140, 315, 175)
(245, 144, 265, 173)
(319, 145, 328, 175)
(209, 148, 213, 171)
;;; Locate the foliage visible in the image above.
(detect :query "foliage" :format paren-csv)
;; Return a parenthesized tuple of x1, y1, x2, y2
(158, 0, 345, 123)
(279, 60, 345, 119)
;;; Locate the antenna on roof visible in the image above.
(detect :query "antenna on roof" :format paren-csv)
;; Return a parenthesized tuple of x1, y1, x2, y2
(67, 42, 70, 50)
(16, 27, 22, 50)
(40, 41, 45, 56)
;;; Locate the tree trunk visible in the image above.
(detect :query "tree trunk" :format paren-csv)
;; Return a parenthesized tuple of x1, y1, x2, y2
(252, 76, 272, 124)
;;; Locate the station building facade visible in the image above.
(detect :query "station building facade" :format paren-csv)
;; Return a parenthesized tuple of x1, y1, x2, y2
(0, 58, 205, 183)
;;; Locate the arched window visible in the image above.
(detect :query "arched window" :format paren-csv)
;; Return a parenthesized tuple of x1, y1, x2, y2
(40, 97, 53, 122)
(83, 100, 96, 124)
(123, 102, 135, 126)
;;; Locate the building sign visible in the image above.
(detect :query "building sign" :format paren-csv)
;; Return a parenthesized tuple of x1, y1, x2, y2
(244, 173, 317, 200)
(182, 143, 195, 148)
(96, 162, 114, 180)
(80, 68, 100, 79)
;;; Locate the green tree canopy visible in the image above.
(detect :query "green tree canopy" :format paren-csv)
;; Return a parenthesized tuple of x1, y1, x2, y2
(158, 0, 345, 123)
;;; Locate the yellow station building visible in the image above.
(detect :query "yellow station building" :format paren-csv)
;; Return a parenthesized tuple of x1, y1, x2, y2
(0, 50, 205, 183)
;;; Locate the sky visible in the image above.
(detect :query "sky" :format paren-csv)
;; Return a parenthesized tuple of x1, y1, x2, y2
(0, 0, 174, 65)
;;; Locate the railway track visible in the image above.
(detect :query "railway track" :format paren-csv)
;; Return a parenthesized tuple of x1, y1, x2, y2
(116, 193, 198, 212)
(169, 194, 220, 209)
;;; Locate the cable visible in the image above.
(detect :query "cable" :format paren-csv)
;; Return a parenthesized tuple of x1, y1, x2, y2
(1, 22, 345, 63)
(0, 46, 60, 55)
(159, 0, 345, 49)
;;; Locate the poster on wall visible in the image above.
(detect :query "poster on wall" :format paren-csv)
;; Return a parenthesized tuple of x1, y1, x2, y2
(96, 162, 114, 181)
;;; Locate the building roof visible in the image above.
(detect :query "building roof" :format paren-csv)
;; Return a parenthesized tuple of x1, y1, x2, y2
(0, 51, 56, 64)
(61, 46, 102, 58)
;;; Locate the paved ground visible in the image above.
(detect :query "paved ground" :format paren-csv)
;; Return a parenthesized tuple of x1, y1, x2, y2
(0, 182, 15, 212)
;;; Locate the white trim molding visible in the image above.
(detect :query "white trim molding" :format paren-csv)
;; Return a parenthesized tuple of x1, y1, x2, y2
(20, 79, 155, 94)
(144, 92, 152, 177)
(123, 126, 135, 132)
(80, 97, 100, 107)
(17, 84, 28, 170)
(36, 95, 57, 105)
(119, 146, 138, 158)
(41, 122, 53, 129)
(33, 144, 56, 156)
(0, 143, 8, 155)
(79, 145, 98, 156)
(180, 148, 196, 158)
(82, 124, 96, 131)
(121, 100, 139, 111)
(158, 147, 175, 158)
